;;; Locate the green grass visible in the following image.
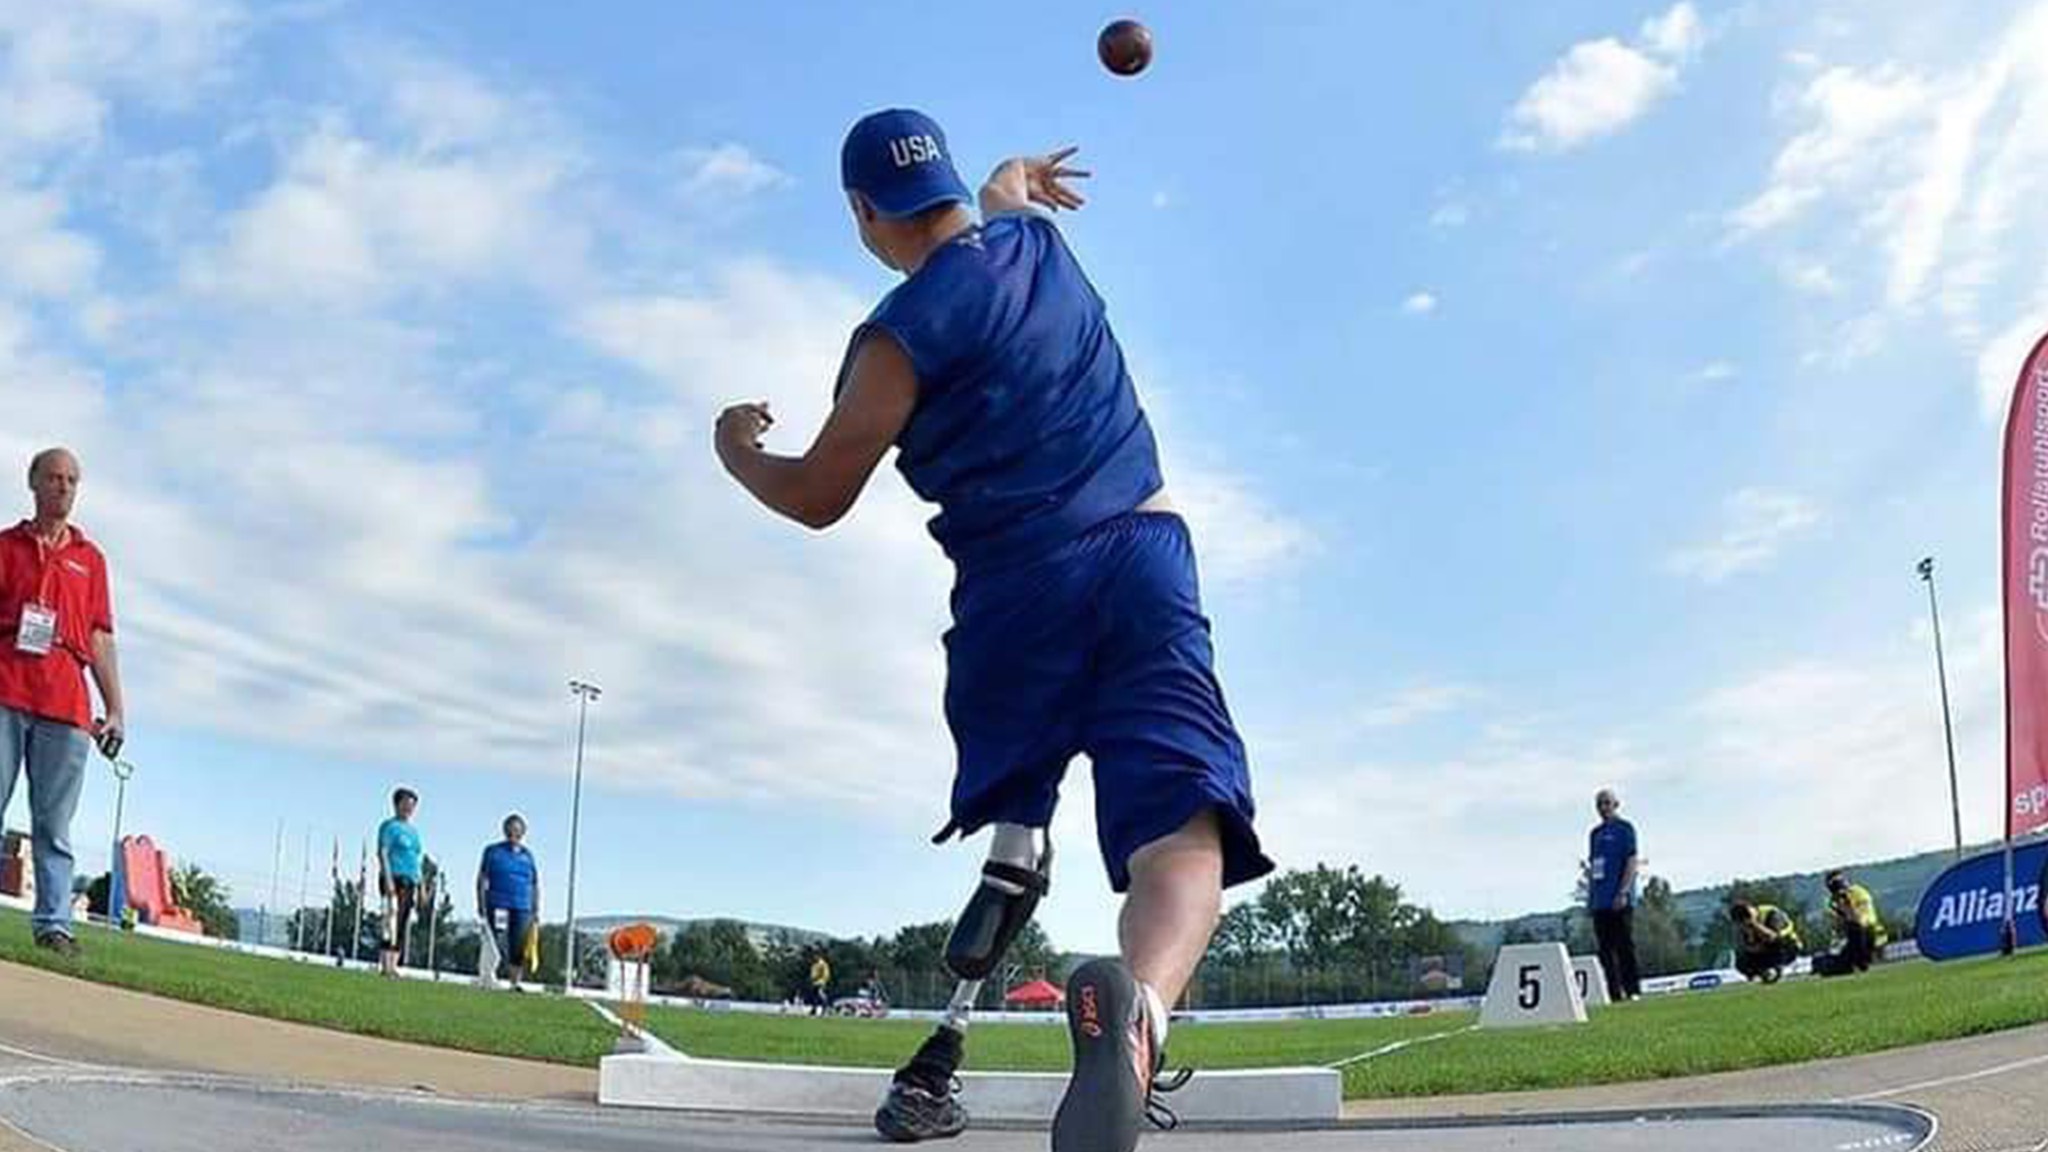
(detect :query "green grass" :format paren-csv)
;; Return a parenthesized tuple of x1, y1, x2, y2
(8, 908, 2048, 1100)
(0, 911, 614, 1067)
(638, 1003, 1461, 1073)
(645, 950, 2048, 1098)
(1342, 949, 2048, 1098)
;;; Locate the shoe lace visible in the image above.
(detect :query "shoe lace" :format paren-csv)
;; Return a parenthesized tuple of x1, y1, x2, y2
(1142, 1062, 1193, 1130)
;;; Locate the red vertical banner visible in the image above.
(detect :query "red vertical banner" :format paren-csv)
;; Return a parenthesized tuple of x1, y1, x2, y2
(2004, 331, 2048, 838)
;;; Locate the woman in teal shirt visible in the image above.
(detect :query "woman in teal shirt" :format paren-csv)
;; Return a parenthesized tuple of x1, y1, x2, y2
(376, 788, 423, 977)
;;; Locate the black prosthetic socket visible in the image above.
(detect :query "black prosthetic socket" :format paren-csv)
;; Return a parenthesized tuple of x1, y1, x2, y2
(944, 861, 1050, 980)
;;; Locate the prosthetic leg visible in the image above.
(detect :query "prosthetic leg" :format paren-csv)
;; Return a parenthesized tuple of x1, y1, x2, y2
(874, 825, 1052, 1143)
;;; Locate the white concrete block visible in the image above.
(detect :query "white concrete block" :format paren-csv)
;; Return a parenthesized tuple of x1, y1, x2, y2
(1478, 942, 1587, 1028)
(598, 1052, 1340, 1124)
(1569, 954, 1611, 1007)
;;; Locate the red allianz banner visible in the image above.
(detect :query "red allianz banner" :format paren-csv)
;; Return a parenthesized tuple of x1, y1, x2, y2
(2005, 330, 2048, 838)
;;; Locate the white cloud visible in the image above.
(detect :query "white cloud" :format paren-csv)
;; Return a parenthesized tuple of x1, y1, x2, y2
(0, 16, 1303, 854)
(0, 0, 244, 157)
(1694, 361, 1737, 382)
(1727, 66, 1931, 239)
(677, 143, 789, 202)
(11, 273, 961, 816)
(1640, 2, 1705, 59)
(1256, 607, 2005, 919)
(1151, 190, 1171, 210)
(1260, 727, 1653, 917)
(0, 1, 240, 316)
(188, 119, 582, 305)
(1428, 202, 1469, 229)
(1166, 461, 1318, 586)
(1676, 608, 2005, 875)
(1781, 258, 1841, 295)
(1355, 683, 1479, 730)
(1667, 488, 1822, 582)
(576, 261, 866, 427)
(0, 23, 958, 821)
(1503, 39, 1675, 152)
(0, 186, 99, 299)
(1978, 305, 2048, 418)
(1130, 374, 1318, 588)
(1402, 291, 1437, 315)
(363, 46, 520, 151)
(1730, 4, 2048, 411)
(1501, 3, 1705, 153)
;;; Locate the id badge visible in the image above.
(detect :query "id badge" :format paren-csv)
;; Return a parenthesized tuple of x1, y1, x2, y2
(492, 908, 509, 932)
(14, 604, 54, 656)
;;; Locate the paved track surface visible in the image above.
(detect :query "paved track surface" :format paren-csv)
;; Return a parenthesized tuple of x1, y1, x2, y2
(1347, 1022, 2048, 1150)
(0, 1073, 1932, 1152)
(0, 961, 2036, 1150)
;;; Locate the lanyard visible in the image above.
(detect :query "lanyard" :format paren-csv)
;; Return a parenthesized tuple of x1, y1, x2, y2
(30, 529, 69, 607)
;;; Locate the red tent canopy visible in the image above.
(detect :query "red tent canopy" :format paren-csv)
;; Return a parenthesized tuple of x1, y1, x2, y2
(1004, 978, 1065, 1007)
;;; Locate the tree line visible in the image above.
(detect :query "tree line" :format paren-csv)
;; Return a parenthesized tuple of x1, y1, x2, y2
(89, 858, 1925, 1009)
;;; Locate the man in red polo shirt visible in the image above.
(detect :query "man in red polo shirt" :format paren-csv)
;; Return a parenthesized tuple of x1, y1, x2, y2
(0, 448, 125, 955)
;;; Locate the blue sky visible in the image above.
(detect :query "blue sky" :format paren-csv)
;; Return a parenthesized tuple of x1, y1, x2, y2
(3, 0, 2044, 954)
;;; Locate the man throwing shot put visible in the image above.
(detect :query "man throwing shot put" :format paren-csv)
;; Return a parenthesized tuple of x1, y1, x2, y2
(714, 109, 1271, 1150)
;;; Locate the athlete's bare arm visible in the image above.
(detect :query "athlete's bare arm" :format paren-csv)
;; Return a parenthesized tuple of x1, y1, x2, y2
(714, 332, 917, 529)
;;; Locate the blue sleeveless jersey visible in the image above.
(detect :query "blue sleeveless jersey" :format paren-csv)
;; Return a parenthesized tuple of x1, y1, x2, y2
(847, 213, 1162, 571)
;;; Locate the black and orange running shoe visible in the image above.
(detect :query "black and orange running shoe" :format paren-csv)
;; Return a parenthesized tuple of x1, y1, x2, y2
(1051, 958, 1191, 1151)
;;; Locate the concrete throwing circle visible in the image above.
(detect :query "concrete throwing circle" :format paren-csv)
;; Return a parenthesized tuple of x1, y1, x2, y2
(0, 1077, 1933, 1152)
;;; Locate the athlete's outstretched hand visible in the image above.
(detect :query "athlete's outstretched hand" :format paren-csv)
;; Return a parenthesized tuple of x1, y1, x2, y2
(981, 149, 1091, 216)
(1025, 148, 1090, 211)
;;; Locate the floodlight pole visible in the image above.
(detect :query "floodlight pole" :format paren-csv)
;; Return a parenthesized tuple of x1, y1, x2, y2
(1917, 557, 1965, 858)
(564, 679, 603, 988)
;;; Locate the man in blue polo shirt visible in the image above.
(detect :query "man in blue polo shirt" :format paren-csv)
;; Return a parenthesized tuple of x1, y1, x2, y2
(1586, 788, 1642, 1002)
(477, 813, 541, 987)
(714, 108, 1272, 1151)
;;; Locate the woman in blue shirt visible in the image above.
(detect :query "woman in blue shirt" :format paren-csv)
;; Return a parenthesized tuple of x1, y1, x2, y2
(376, 788, 423, 978)
(476, 814, 541, 987)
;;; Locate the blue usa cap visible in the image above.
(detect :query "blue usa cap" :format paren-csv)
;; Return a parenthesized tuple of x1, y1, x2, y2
(841, 108, 971, 219)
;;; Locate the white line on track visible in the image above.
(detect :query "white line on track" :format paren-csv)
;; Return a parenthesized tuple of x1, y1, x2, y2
(1830, 1132, 1915, 1150)
(0, 1042, 95, 1072)
(581, 999, 683, 1058)
(1842, 1050, 2048, 1101)
(0, 1113, 67, 1152)
(1325, 1024, 1478, 1069)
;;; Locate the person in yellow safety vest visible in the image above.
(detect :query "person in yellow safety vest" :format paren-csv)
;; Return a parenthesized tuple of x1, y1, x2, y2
(1729, 901, 1802, 984)
(808, 953, 833, 1016)
(1814, 869, 1886, 977)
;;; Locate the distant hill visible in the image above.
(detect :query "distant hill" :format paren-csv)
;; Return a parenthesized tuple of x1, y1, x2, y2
(1452, 840, 2009, 951)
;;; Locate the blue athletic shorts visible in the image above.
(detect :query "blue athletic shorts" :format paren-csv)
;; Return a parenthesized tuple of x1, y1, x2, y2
(938, 511, 1272, 893)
